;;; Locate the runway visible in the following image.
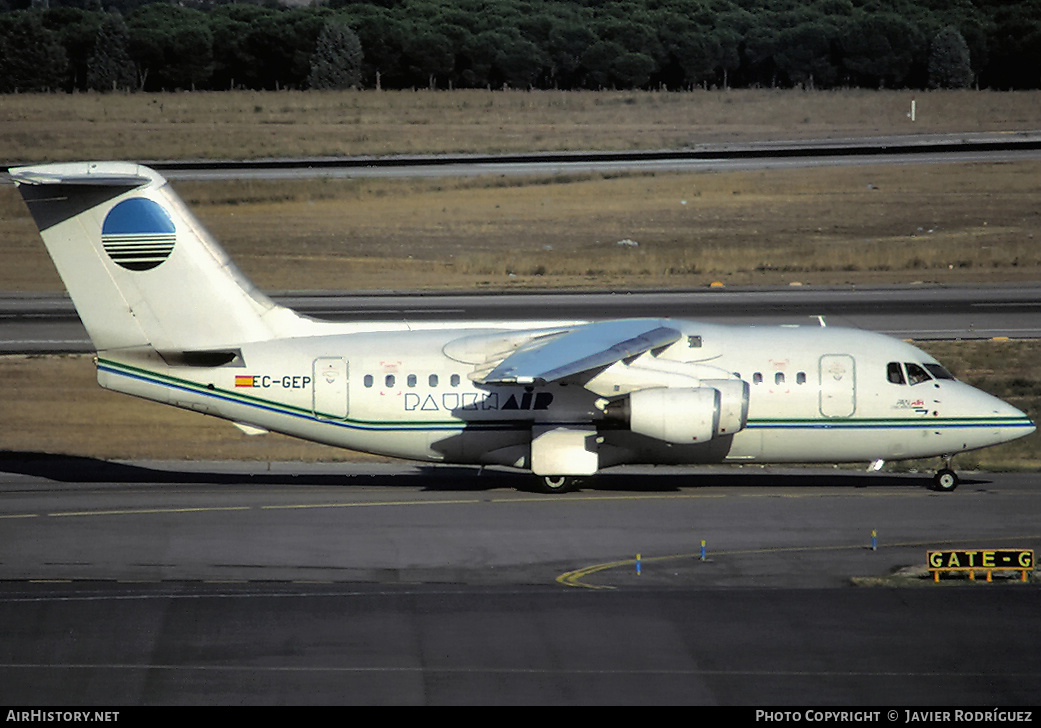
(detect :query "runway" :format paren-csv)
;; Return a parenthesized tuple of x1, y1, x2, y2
(63, 131, 1041, 181)
(1, 459, 1039, 704)
(5, 284, 1041, 354)
(5, 132, 1041, 184)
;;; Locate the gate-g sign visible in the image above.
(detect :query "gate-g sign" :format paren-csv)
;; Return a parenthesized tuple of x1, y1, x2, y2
(927, 548, 1034, 582)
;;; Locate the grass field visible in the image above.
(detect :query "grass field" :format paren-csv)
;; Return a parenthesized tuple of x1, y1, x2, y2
(4, 88, 1041, 292)
(4, 160, 1041, 292)
(3, 88, 1040, 163)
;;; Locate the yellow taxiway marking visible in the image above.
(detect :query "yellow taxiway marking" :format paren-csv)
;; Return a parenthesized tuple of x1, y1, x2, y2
(557, 533, 1041, 589)
(2, 492, 739, 521)
(261, 499, 481, 510)
(2, 486, 1031, 521)
(49, 506, 251, 517)
(4, 499, 483, 520)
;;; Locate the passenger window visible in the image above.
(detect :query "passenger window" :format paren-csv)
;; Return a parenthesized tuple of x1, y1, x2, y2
(451, 374, 461, 387)
(364, 374, 373, 388)
(385, 374, 395, 388)
(887, 362, 906, 385)
(796, 372, 806, 385)
(753, 372, 763, 384)
(429, 374, 438, 387)
(905, 363, 932, 385)
(775, 372, 785, 385)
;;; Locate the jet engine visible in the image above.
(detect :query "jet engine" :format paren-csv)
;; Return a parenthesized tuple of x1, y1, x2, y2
(604, 381, 749, 444)
(701, 379, 750, 436)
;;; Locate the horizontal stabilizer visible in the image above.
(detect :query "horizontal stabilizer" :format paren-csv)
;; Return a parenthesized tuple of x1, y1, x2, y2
(11, 169, 151, 188)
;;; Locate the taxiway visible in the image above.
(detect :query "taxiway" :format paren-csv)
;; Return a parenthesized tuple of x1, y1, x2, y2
(1, 460, 1038, 704)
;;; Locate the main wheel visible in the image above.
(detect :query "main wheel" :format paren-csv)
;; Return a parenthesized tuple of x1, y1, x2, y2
(535, 475, 579, 494)
(932, 468, 959, 492)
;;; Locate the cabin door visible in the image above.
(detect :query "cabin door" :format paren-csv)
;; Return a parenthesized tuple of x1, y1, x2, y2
(313, 357, 349, 420)
(819, 354, 855, 418)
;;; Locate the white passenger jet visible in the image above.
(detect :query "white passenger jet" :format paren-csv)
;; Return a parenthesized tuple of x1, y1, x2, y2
(10, 162, 1035, 492)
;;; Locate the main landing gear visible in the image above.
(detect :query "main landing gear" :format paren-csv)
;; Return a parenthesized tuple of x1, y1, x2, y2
(535, 475, 580, 494)
(931, 456, 959, 492)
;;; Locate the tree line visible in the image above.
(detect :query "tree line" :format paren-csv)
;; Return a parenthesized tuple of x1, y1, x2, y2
(0, 0, 1039, 94)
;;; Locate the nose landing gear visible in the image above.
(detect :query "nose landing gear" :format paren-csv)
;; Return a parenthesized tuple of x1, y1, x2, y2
(932, 456, 959, 492)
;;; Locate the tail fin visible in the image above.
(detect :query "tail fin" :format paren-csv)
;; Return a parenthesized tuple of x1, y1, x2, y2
(11, 162, 311, 353)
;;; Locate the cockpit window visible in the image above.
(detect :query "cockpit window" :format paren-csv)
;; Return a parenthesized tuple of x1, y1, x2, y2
(923, 363, 955, 380)
(905, 363, 932, 385)
(888, 361, 954, 385)
(886, 362, 906, 384)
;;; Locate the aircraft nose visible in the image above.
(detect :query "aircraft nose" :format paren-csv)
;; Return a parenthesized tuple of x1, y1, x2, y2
(990, 390, 1031, 418)
(1011, 406, 1036, 436)
(979, 389, 1035, 441)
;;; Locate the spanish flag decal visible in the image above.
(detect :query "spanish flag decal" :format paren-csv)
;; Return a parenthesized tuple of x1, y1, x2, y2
(235, 375, 255, 388)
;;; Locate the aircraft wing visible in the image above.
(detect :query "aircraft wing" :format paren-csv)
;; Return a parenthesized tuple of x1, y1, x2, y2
(474, 318, 682, 385)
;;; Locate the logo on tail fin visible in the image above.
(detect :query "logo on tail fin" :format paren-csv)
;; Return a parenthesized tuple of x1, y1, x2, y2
(101, 198, 175, 271)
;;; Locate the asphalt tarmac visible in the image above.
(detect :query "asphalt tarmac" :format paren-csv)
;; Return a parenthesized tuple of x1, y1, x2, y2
(5, 284, 1041, 354)
(1, 460, 1038, 705)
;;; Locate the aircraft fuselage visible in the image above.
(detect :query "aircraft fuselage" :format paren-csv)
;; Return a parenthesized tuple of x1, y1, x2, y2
(96, 319, 1032, 473)
(12, 161, 1033, 491)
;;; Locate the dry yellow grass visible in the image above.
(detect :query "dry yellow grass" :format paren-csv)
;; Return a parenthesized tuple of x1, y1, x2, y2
(4, 87, 1041, 292)
(4, 159, 1040, 292)
(2, 88, 1040, 163)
